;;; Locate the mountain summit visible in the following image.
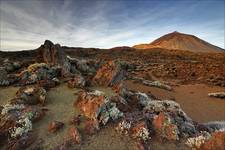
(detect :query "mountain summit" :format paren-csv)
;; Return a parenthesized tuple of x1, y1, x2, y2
(133, 31, 224, 53)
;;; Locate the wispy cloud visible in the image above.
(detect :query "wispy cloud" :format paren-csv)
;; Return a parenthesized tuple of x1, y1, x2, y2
(0, 0, 224, 51)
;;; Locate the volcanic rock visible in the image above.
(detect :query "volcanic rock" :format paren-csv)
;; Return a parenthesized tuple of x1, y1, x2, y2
(37, 40, 71, 76)
(144, 100, 196, 137)
(152, 112, 179, 141)
(92, 60, 126, 87)
(70, 126, 81, 144)
(74, 90, 123, 125)
(203, 121, 225, 132)
(2, 59, 21, 73)
(130, 121, 150, 141)
(48, 121, 64, 133)
(201, 131, 225, 150)
(208, 92, 225, 99)
(67, 56, 97, 75)
(16, 63, 61, 86)
(12, 86, 47, 105)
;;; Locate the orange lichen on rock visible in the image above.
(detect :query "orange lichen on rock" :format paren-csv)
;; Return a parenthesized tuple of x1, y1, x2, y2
(74, 91, 105, 120)
(92, 61, 125, 86)
(153, 112, 179, 141)
(131, 121, 150, 141)
(201, 131, 225, 150)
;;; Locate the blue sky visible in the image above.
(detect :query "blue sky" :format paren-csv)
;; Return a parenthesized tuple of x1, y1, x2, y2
(0, 0, 224, 51)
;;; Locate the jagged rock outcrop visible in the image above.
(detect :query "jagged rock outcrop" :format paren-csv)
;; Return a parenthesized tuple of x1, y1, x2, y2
(37, 40, 71, 76)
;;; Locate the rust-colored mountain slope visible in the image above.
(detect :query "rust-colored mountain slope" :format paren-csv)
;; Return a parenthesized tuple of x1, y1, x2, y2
(133, 31, 224, 53)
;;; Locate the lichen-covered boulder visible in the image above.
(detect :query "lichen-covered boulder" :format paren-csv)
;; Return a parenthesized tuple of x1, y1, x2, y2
(92, 60, 126, 87)
(2, 59, 21, 73)
(130, 121, 150, 141)
(202, 121, 225, 133)
(144, 100, 196, 137)
(201, 131, 225, 150)
(208, 92, 225, 99)
(185, 131, 225, 150)
(67, 56, 96, 75)
(153, 112, 179, 141)
(12, 86, 47, 105)
(17, 63, 61, 86)
(186, 131, 211, 149)
(144, 100, 191, 122)
(0, 104, 44, 139)
(9, 116, 33, 138)
(74, 90, 123, 126)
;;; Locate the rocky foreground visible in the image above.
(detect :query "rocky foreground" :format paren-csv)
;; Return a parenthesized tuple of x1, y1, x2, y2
(0, 40, 225, 150)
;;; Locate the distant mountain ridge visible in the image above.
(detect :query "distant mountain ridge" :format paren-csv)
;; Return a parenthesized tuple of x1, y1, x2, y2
(133, 31, 224, 53)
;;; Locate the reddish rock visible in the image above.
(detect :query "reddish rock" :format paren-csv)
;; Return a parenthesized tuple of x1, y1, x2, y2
(74, 91, 105, 120)
(36, 40, 71, 76)
(153, 112, 179, 141)
(92, 60, 126, 87)
(131, 121, 150, 141)
(70, 127, 81, 144)
(48, 121, 64, 133)
(153, 112, 165, 130)
(201, 131, 225, 150)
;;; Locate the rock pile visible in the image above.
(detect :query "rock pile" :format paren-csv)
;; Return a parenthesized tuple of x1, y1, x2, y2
(0, 86, 47, 149)
(17, 63, 61, 86)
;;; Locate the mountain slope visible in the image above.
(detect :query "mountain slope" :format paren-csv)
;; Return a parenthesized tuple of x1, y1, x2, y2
(133, 31, 224, 53)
